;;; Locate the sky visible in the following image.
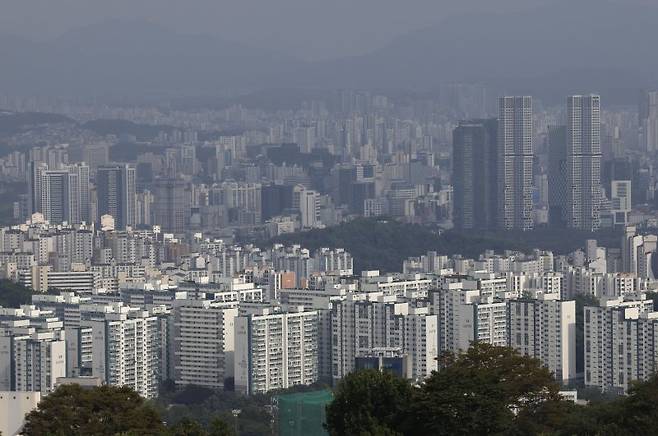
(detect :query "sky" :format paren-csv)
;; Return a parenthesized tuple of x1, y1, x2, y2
(0, 0, 554, 60)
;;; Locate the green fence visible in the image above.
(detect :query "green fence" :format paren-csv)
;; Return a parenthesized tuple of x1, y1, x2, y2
(277, 390, 333, 436)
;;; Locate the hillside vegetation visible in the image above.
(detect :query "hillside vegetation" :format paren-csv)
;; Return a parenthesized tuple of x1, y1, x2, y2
(271, 218, 621, 273)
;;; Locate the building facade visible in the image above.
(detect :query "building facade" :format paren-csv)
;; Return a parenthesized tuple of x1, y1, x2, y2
(498, 96, 534, 231)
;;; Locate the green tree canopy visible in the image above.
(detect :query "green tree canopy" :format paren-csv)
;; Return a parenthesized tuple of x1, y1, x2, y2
(0, 279, 34, 307)
(21, 384, 165, 436)
(167, 417, 207, 436)
(268, 217, 620, 273)
(325, 344, 574, 436)
(412, 343, 563, 435)
(167, 416, 234, 436)
(208, 417, 234, 436)
(325, 369, 414, 436)
(611, 374, 658, 434)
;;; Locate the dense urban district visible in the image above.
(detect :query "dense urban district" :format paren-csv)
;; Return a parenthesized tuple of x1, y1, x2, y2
(2, 89, 658, 435)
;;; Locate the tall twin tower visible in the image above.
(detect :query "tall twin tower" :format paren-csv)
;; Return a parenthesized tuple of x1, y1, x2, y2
(454, 95, 602, 232)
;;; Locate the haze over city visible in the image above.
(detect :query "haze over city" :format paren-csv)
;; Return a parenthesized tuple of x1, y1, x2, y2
(2, 0, 658, 100)
(3, 1, 658, 435)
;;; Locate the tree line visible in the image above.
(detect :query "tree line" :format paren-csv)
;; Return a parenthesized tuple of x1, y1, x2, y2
(326, 343, 658, 435)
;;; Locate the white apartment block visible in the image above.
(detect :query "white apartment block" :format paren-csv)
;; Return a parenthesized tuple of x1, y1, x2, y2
(331, 295, 438, 384)
(31, 292, 90, 327)
(0, 329, 66, 394)
(402, 306, 438, 380)
(279, 287, 348, 310)
(359, 270, 433, 297)
(18, 265, 96, 293)
(83, 304, 160, 398)
(0, 307, 67, 394)
(316, 248, 354, 276)
(585, 300, 658, 394)
(432, 280, 481, 352)
(433, 281, 508, 352)
(455, 298, 508, 351)
(508, 293, 576, 383)
(507, 272, 563, 299)
(172, 299, 238, 389)
(177, 278, 263, 303)
(234, 307, 319, 395)
(466, 272, 508, 299)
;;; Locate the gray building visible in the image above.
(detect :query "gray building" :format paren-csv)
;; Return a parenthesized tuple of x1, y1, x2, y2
(548, 125, 568, 227)
(153, 179, 188, 233)
(96, 164, 136, 230)
(498, 96, 534, 231)
(566, 95, 602, 231)
(453, 118, 498, 229)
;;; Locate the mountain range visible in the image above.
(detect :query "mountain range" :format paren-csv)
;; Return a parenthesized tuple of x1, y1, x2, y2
(1, 1, 658, 104)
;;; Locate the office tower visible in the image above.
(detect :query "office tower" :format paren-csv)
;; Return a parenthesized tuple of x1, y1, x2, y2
(335, 164, 376, 213)
(28, 162, 89, 224)
(508, 294, 576, 383)
(42, 170, 79, 224)
(261, 184, 294, 220)
(548, 126, 568, 227)
(294, 186, 320, 229)
(336, 166, 357, 207)
(452, 119, 498, 229)
(27, 161, 48, 217)
(83, 305, 160, 398)
(172, 299, 238, 389)
(153, 179, 188, 233)
(234, 308, 319, 395)
(69, 163, 91, 224)
(96, 164, 137, 230)
(498, 96, 534, 230)
(639, 90, 658, 152)
(566, 95, 602, 231)
(348, 182, 375, 215)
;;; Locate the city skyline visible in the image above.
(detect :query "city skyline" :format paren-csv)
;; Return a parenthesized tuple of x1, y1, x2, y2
(3, 1, 658, 433)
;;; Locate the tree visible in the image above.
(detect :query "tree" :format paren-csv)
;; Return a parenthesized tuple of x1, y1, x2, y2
(268, 217, 620, 274)
(21, 384, 165, 436)
(325, 369, 413, 436)
(168, 417, 207, 436)
(613, 374, 658, 434)
(410, 343, 564, 436)
(0, 279, 34, 307)
(208, 417, 234, 436)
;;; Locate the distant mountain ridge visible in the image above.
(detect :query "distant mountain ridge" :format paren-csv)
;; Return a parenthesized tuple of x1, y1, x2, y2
(0, 111, 76, 135)
(0, 19, 306, 97)
(305, 0, 658, 101)
(2, 2, 658, 103)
